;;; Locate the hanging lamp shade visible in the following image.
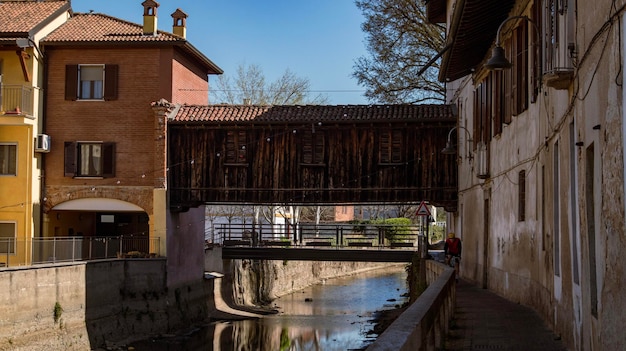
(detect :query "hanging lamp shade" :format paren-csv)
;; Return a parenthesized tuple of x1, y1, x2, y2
(485, 46, 512, 70)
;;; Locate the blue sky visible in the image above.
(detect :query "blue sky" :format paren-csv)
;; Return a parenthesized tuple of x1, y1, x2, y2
(71, 0, 369, 105)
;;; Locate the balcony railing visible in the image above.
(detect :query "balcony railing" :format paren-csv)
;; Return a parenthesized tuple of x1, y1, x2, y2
(0, 85, 34, 116)
(0, 236, 160, 268)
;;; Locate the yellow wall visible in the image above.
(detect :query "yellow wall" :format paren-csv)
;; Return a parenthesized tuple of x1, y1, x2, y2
(0, 125, 33, 265)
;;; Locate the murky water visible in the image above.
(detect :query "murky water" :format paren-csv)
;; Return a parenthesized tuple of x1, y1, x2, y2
(130, 266, 408, 350)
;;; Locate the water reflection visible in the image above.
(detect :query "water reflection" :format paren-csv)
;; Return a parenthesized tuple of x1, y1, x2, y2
(131, 267, 408, 351)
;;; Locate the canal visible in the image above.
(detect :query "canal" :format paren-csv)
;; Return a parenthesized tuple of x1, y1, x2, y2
(129, 265, 408, 350)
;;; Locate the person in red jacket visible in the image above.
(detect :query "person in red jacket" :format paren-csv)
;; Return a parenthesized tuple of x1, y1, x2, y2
(444, 232, 462, 281)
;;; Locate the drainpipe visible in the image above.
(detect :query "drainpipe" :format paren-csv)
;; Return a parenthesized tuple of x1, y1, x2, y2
(39, 43, 48, 240)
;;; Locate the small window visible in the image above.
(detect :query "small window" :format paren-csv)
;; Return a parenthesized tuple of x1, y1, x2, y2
(302, 130, 325, 164)
(380, 129, 403, 164)
(519, 170, 526, 221)
(64, 141, 115, 178)
(225, 131, 247, 164)
(0, 222, 16, 254)
(65, 64, 118, 101)
(79, 65, 104, 99)
(0, 143, 17, 176)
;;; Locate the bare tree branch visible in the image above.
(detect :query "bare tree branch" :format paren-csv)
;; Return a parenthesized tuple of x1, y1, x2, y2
(353, 0, 446, 104)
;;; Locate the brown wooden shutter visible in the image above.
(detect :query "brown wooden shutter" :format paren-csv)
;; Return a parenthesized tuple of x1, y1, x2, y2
(503, 52, 513, 125)
(519, 21, 529, 112)
(103, 64, 118, 101)
(391, 130, 402, 163)
(102, 142, 116, 177)
(314, 133, 325, 164)
(481, 82, 490, 143)
(531, 3, 541, 103)
(380, 131, 390, 163)
(492, 72, 503, 136)
(65, 65, 78, 101)
(303, 131, 313, 164)
(64, 141, 77, 176)
(473, 86, 480, 148)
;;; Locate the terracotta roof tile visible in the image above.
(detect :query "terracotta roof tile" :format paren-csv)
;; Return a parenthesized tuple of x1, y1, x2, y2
(0, 0, 69, 34)
(41, 11, 223, 74)
(42, 12, 182, 43)
(169, 104, 457, 124)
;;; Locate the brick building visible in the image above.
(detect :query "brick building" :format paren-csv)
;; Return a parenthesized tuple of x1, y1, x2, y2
(0, 0, 70, 266)
(41, 1, 222, 286)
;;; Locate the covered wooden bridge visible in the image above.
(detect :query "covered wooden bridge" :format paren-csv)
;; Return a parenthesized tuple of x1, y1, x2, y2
(165, 104, 458, 211)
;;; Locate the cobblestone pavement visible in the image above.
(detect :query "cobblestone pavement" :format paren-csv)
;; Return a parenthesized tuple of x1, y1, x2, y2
(444, 280, 568, 351)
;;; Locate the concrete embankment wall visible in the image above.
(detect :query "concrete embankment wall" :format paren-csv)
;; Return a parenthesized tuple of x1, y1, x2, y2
(367, 260, 456, 351)
(0, 259, 211, 350)
(0, 249, 412, 350)
(227, 258, 407, 305)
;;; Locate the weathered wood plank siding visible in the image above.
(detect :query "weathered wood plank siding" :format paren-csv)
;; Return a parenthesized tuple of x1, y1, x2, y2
(165, 105, 458, 209)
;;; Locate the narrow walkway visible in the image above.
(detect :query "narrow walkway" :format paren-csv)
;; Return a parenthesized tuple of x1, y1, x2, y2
(444, 280, 568, 350)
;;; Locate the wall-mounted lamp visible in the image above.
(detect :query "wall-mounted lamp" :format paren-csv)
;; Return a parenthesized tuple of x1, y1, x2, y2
(16, 37, 44, 59)
(485, 15, 539, 71)
(441, 126, 473, 160)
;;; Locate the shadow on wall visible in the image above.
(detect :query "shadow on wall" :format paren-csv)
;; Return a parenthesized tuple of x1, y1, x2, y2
(83, 259, 209, 348)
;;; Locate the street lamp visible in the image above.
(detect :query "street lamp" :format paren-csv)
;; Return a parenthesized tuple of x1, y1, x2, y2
(485, 15, 540, 71)
(441, 126, 473, 160)
(16, 37, 44, 61)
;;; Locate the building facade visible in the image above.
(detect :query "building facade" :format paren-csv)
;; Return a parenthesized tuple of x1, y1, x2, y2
(433, 0, 626, 349)
(40, 1, 222, 286)
(0, 0, 70, 266)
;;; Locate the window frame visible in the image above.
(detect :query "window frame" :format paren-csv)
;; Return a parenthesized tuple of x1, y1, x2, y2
(64, 141, 116, 178)
(0, 221, 16, 255)
(518, 169, 526, 221)
(78, 64, 105, 100)
(0, 143, 17, 176)
(379, 129, 403, 165)
(65, 64, 118, 101)
(301, 129, 326, 165)
(224, 130, 248, 165)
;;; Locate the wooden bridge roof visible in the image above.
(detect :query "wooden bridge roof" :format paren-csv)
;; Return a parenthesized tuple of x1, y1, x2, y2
(168, 104, 456, 124)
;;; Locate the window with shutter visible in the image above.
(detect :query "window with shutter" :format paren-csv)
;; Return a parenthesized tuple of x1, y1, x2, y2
(302, 130, 325, 164)
(64, 141, 116, 178)
(225, 131, 247, 164)
(519, 170, 526, 221)
(512, 21, 529, 115)
(380, 130, 402, 164)
(65, 64, 118, 101)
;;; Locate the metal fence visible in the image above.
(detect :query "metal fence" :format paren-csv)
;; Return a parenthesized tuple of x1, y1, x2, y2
(212, 223, 423, 249)
(0, 236, 160, 268)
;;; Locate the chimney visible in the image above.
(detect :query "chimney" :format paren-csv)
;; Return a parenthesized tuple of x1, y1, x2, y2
(171, 9, 188, 39)
(141, 0, 160, 36)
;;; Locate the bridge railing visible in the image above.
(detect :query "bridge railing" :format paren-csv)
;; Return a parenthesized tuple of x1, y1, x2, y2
(214, 223, 422, 249)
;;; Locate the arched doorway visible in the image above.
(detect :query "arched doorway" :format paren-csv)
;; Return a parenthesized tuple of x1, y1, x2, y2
(45, 198, 151, 261)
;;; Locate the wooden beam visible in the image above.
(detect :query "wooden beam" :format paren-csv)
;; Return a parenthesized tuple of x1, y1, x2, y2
(17, 50, 31, 82)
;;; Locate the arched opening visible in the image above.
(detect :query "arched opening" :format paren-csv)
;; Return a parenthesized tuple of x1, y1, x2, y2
(43, 198, 153, 261)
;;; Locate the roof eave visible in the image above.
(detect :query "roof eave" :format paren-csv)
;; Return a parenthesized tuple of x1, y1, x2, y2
(439, 0, 516, 82)
(27, 2, 72, 38)
(41, 39, 223, 75)
(178, 42, 223, 75)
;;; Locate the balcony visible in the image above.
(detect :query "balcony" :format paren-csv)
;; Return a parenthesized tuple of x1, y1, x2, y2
(0, 84, 34, 117)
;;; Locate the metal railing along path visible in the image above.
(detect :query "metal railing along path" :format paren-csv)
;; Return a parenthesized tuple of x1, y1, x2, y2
(0, 236, 160, 268)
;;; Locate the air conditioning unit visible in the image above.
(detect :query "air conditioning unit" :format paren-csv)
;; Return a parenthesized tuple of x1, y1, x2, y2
(35, 134, 51, 153)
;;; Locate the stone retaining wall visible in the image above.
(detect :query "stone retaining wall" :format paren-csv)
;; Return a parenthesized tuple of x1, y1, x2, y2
(0, 259, 209, 350)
